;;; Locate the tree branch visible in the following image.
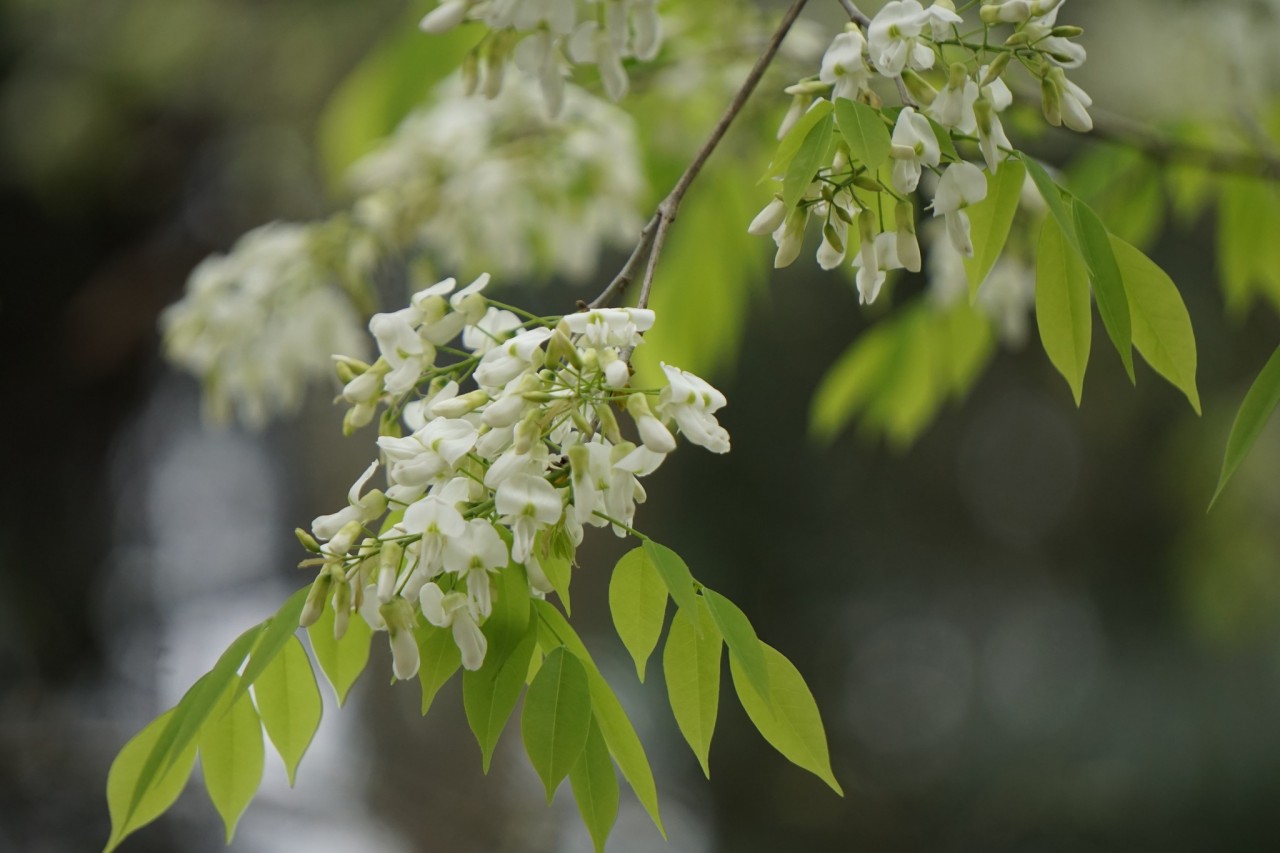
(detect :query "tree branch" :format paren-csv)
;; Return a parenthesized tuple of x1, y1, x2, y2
(836, 0, 870, 27)
(587, 0, 812, 311)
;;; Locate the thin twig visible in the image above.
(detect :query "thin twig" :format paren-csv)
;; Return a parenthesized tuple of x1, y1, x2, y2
(837, 0, 870, 27)
(587, 0, 812, 311)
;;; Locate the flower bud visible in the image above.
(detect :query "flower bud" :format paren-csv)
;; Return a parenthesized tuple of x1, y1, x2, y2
(895, 200, 921, 273)
(627, 394, 676, 453)
(514, 410, 541, 455)
(300, 572, 334, 627)
(595, 402, 623, 444)
(901, 69, 937, 106)
(419, 1, 467, 34)
(979, 52, 1011, 88)
(748, 197, 787, 236)
(1040, 72, 1063, 127)
(773, 208, 808, 269)
(332, 578, 352, 640)
(776, 94, 814, 140)
(601, 352, 631, 389)
(981, 1, 1031, 24)
(295, 527, 321, 553)
(432, 389, 490, 418)
(378, 541, 404, 603)
(328, 520, 365, 559)
(547, 327, 582, 368)
(1051, 25, 1083, 38)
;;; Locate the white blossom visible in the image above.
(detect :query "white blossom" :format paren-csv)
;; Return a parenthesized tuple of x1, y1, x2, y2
(931, 162, 988, 257)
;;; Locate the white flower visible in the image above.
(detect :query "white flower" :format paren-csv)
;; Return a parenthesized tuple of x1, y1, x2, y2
(311, 462, 386, 541)
(748, 197, 787, 236)
(772, 207, 809, 269)
(852, 232, 903, 305)
(930, 162, 988, 257)
(442, 519, 509, 618)
(819, 30, 870, 101)
(420, 1, 468, 34)
(378, 418, 478, 488)
(929, 64, 979, 133)
(1042, 67, 1092, 132)
(420, 583, 489, 671)
(462, 307, 522, 355)
(402, 494, 467, 577)
(496, 474, 563, 563)
(563, 308, 655, 348)
(370, 308, 435, 395)
(975, 99, 1013, 172)
(867, 1, 935, 78)
(474, 327, 552, 388)
(889, 107, 941, 194)
(568, 439, 613, 527)
(656, 364, 730, 454)
(920, 1, 963, 39)
(1020, 7, 1084, 68)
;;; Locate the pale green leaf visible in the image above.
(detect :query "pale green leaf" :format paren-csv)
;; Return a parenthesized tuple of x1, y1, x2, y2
(729, 643, 843, 796)
(663, 598, 723, 777)
(642, 540, 699, 623)
(702, 588, 769, 703)
(252, 635, 322, 787)
(937, 300, 996, 398)
(541, 553, 573, 615)
(104, 708, 198, 852)
(1111, 235, 1200, 413)
(1218, 176, 1280, 314)
(234, 585, 309, 702)
(533, 600, 664, 837)
(927, 115, 959, 162)
(1020, 153, 1080, 252)
(964, 159, 1026, 299)
(415, 621, 462, 716)
(463, 619, 538, 773)
(763, 99, 834, 180)
(199, 677, 264, 842)
(1213, 345, 1280, 506)
(484, 562, 532, 670)
(783, 112, 835, 210)
(306, 604, 372, 706)
(522, 647, 593, 801)
(809, 318, 901, 443)
(608, 546, 669, 682)
(1072, 196, 1134, 381)
(1035, 215, 1092, 404)
(570, 720, 619, 853)
(834, 98, 891, 170)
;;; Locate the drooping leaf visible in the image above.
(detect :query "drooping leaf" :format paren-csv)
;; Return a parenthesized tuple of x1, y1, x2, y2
(642, 540, 700, 623)
(783, 112, 835, 210)
(252, 635, 322, 786)
(1212, 345, 1280, 506)
(964, 158, 1026, 299)
(198, 677, 264, 842)
(569, 720, 620, 853)
(608, 546, 669, 681)
(1072, 196, 1134, 381)
(927, 115, 959, 161)
(104, 708, 198, 852)
(809, 317, 902, 443)
(463, 619, 538, 773)
(234, 585, 310, 702)
(702, 588, 769, 702)
(1020, 153, 1080, 252)
(533, 600, 664, 837)
(937, 300, 996, 398)
(662, 597, 723, 776)
(306, 603, 372, 706)
(1035, 215, 1092, 404)
(1217, 176, 1280, 314)
(541, 553, 573, 615)
(483, 562, 532, 671)
(415, 621, 462, 716)
(834, 98, 891, 171)
(729, 643, 843, 796)
(522, 647, 593, 801)
(1110, 235, 1201, 413)
(763, 99, 834, 180)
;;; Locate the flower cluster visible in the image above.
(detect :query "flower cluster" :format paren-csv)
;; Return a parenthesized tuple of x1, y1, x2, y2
(754, 0, 1090, 303)
(299, 274, 730, 678)
(419, 0, 664, 116)
(160, 223, 369, 427)
(347, 73, 646, 282)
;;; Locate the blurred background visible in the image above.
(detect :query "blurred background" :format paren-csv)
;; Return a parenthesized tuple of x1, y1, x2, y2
(4, 0, 1280, 851)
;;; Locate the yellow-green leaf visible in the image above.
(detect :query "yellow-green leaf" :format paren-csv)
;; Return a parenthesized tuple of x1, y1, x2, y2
(1020, 153, 1079, 252)
(198, 678, 264, 842)
(702, 588, 769, 703)
(415, 621, 461, 716)
(234, 585, 310, 702)
(252, 635, 322, 787)
(783, 112, 835, 210)
(463, 619, 538, 773)
(1035, 215, 1092, 404)
(834, 98, 891, 170)
(522, 647, 593, 801)
(608, 546, 668, 681)
(1110, 235, 1200, 413)
(729, 643, 843, 796)
(1213, 344, 1280, 506)
(104, 709, 198, 852)
(1072, 197, 1134, 381)
(306, 604, 372, 706)
(569, 720, 619, 853)
(642, 540, 699, 622)
(964, 159, 1026, 299)
(763, 99, 833, 180)
(663, 597, 723, 777)
(541, 553, 573, 615)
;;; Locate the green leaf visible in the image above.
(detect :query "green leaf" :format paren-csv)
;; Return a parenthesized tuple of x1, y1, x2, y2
(663, 597, 723, 776)
(118, 623, 265, 836)
(938, 300, 996, 398)
(1110, 235, 1201, 413)
(485, 562, 532, 671)
(234, 585, 310, 702)
(729, 643, 843, 796)
(963, 159, 1026, 299)
(569, 720, 620, 853)
(1020, 153, 1080, 253)
(306, 604, 373, 706)
(1035, 215, 1092, 404)
(104, 708, 198, 852)
(252, 635, 322, 787)
(541, 553, 573, 615)
(415, 621, 462, 716)
(928, 116, 960, 162)
(1072, 197, 1134, 381)
(463, 619, 538, 773)
(1213, 345, 1280, 506)
(642, 540, 700, 622)
(198, 677, 264, 842)
(809, 317, 901, 443)
(1217, 177, 1280, 314)
(782, 112, 835, 210)
(834, 98, 891, 171)
(608, 546, 669, 681)
(763, 99, 834, 180)
(702, 588, 769, 703)
(522, 647, 594, 801)
(533, 600, 664, 837)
